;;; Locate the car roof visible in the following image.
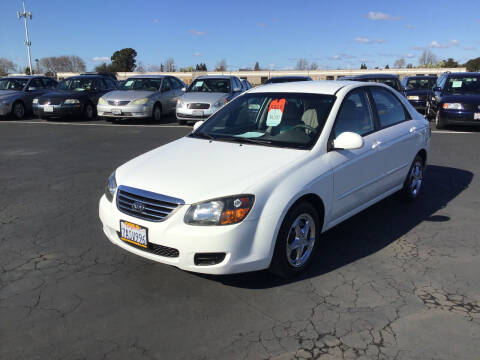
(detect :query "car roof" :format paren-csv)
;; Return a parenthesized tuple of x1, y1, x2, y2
(64, 75, 105, 79)
(129, 75, 167, 79)
(195, 75, 233, 80)
(3, 75, 42, 79)
(249, 80, 363, 95)
(404, 75, 437, 79)
(445, 72, 480, 77)
(268, 76, 312, 80)
(346, 73, 399, 79)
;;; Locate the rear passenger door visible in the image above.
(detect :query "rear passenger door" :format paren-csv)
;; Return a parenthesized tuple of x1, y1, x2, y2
(368, 86, 419, 191)
(327, 88, 386, 223)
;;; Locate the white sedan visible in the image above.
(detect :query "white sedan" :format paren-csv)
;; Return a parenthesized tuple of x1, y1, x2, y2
(99, 81, 430, 277)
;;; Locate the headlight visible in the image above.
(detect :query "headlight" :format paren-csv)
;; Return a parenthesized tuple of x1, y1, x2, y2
(213, 98, 228, 107)
(407, 95, 420, 101)
(443, 103, 463, 110)
(105, 172, 117, 202)
(185, 195, 254, 225)
(32, 98, 39, 104)
(98, 97, 107, 105)
(131, 98, 148, 105)
(64, 99, 80, 104)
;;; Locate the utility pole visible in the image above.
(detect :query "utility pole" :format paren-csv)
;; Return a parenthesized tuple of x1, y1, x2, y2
(17, 0, 33, 75)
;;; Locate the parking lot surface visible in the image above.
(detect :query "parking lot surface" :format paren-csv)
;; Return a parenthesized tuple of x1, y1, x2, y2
(1, 116, 479, 360)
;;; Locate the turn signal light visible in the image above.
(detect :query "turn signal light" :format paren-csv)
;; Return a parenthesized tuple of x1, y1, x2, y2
(220, 197, 253, 225)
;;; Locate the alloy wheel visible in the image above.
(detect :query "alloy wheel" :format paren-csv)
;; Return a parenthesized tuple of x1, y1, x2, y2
(285, 213, 316, 268)
(409, 160, 423, 197)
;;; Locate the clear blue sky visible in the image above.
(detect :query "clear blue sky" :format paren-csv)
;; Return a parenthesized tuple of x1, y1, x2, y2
(1, 0, 479, 71)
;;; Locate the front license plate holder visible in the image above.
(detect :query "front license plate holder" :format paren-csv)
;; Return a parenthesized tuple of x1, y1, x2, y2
(192, 110, 204, 116)
(44, 105, 53, 112)
(112, 109, 122, 115)
(120, 220, 148, 248)
(474, 113, 480, 120)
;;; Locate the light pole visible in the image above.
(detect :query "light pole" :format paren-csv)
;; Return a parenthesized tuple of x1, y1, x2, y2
(17, 0, 33, 75)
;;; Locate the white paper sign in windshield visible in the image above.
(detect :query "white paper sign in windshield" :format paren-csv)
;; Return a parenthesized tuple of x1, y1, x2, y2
(266, 99, 286, 127)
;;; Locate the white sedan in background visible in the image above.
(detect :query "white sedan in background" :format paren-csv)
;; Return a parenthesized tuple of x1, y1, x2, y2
(99, 81, 430, 277)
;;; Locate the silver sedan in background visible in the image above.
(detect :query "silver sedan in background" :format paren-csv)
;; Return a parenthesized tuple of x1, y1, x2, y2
(97, 75, 185, 122)
(0, 76, 57, 119)
(176, 75, 245, 124)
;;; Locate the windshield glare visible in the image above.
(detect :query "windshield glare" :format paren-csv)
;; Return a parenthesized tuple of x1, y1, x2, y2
(0, 78, 28, 91)
(58, 78, 94, 91)
(120, 78, 161, 91)
(191, 93, 335, 149)
(405, 78, 436, 90)
(188, 78, 231, 93)
(445, 77, 480, 93)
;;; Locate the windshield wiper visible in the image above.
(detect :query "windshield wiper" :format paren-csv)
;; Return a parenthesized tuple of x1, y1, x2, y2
(232, 137, 273, 145)
(191, 132, 215, 140)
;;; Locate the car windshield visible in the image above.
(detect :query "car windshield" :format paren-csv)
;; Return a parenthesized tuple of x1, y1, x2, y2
(188, 78, 231, 93)
(405, 78, 436, 90)
(119, 78, 161, 91)
(0, 78, 28, 91)
(57, 78, 94, 91)
(362, 78, 400, 91)
(189, 92, 335, 149)
(445, 76, 480, 94)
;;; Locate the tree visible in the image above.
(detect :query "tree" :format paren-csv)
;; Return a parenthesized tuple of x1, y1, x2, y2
(254, 61, 260, 71)
(136, 61, 146, 72)
(444, 58, 459, 68)
(110, 48, 137, 72)
(465, 57, 480, 72)
(0, 58, 16, 76)
(385, 64, 390, 69)
(360, 63, 367, 69)
(394, 58, 405, 68)
(39, 56, 86, 73)
(24, 67, 31, 75)
(295, 58, 308, 70)
(418, 49, 437, 67)
(179, 66, 194, 72)
(215, 59, 227, 71)
(195, 63, 207, 71)
(164, 58, 175, 72)
(309, 62, 319, 70)
(406, 63, 413, 69)
(94, 62, 113, 73)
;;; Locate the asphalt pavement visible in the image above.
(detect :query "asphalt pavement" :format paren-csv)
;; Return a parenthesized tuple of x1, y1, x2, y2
(1, 115, 479, 360)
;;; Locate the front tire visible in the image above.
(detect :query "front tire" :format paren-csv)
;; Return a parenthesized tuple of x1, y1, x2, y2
(152, 103, 162, 122)
(84, 102, 95, 120)
(12, 101, 26, 120)
(269, 202, 320, 278)
(400, 155, 425, 201)
(435, 110, 446, 130)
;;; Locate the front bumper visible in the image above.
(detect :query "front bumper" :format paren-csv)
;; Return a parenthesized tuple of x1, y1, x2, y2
(98, 194, 274, 274)
(97, 103, 153, 118)
(33, 103, 82, 117)
(407, 100, 427, 112)
(0, 102, 12, 116)
(176, 105, 221, 121)
(439, 109, 480, 126)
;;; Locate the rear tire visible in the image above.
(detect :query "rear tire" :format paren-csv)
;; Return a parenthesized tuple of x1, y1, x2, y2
(12, 101, 26, 120)
(269, 202, 320, 278)
(435, 110, 446, 130)
(152, 103, 162, 122)
(400, 155, 425, 201)
(177, 119, 186, 125)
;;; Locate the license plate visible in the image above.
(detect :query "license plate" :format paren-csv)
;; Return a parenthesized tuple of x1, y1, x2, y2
(192, 110, 204, 116)
(44, 105, 53, 112)
(112, 109, 122, 115)
(474, 113, 480, 120)
(120, 221, 148, 248)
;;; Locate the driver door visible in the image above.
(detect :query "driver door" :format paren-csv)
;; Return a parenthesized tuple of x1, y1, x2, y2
(160, 78, 175, 112)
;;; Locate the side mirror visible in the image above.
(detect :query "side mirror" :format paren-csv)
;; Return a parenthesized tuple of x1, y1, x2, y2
(233, 87, 242, 92)
(181, 87, 186, 92)
(332, 132, 364, 150)
(434, 86, 441, 91)
(193, 121, 204, 131)
(27, 87, 38, 91)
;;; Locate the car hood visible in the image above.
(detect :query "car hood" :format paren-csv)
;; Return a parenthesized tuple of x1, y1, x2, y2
(404, 89, 431, 96)
(116, 136, 306, 204)
(441, 93, 480, 104)
(0, 90, 22, 100)
(37, 90, 85, 100)
(181, 92, 228, 104)
(102, 90, 154, 101)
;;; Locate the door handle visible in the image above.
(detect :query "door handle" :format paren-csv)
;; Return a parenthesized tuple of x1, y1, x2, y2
(409, 126, 417, 133)
(371, 140, 382, 149)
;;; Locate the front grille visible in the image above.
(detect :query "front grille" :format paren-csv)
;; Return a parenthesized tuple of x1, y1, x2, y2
(41, 98, 63, 105)
(462, 103, 480, 111)
(108, 100, 130, 106)
(178, 113, 210, 119)
(117, 232, 179, 257)
(116, 185, 184, 222)
(188, 103, 210, 109)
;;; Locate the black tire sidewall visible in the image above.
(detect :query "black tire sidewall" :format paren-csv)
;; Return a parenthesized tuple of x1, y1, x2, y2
(435, 110, 445, 129)
(153, 104, 162, 121)
(13, 101, 25, 119)
(270, 202, 320, 278)
(84, 103, 94, 120)
(401, 155, 425, 201)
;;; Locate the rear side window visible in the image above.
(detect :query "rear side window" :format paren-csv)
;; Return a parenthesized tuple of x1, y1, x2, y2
(29, 78, 44, 89)
(333, 89, 374, 138)
(104, 78, 116, 89)
(370, 87, 408, 128)
(42, 78, 57, 89)
(161, 78, 172, 91)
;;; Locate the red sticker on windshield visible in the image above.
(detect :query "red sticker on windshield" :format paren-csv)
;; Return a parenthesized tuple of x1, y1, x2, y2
(268, 99, 286, 112)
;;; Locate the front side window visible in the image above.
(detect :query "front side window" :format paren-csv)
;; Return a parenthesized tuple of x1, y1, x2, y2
(0, 78, 28, 91)
(188, 78, 231, 93)
(161, 78, 172, 92)
(370, 87, 408, 128)
(42, 78, 57, 89)
(119, 78, 162, 91)
(190, 92, 335, 149)
(333, 89, 374, 138)
(29, 78, 44, 89)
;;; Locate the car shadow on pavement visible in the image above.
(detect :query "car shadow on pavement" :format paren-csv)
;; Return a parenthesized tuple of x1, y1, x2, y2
(200, 165, 473, 289)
